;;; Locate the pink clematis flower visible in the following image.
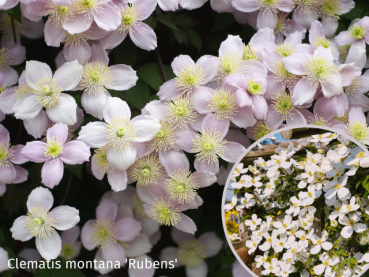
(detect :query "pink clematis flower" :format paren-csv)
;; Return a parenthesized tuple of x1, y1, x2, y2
(223, 72, 267, 120)
(282, 46, 343, 105)
(0, 124, 28, 184)
(10, 187, 80, 260)
(309, 20, 339, 60)
(319, 0, 355, 38)
(299, 106, 346, 131)
(191, 85, 257, 128)
(157, 54, 220, 101)
(136, 150, 216, 209)
(0, 43, 26, 86)
(0, 72, 16, 119)
(232, 0, 294, 30)
(216, 35, 267, 84)
(78, 97, 161, 171)
(59, 226, 82, 260)
(175, 116, 246, 175)
(81, 198, 141, 274)
(246, 108, 283, 141)
(0, 13, 44, 47)
(21, 123, 91, 188)
(274, 12, 306, 43)
(13, 60, 83, 126)
(160, 228, 223, 277)
(291, 0, 319, 29)
(101, 0, 157, 51)
(76, 44, 138, 119)
(62, 0, 121, 34)
(143, 184, 197, 234)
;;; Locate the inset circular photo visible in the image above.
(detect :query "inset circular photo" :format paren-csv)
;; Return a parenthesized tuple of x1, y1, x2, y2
(222, 126, 369, 277)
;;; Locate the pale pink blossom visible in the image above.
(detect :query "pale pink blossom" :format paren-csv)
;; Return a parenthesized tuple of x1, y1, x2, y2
(160, 228, 222, 277)
(309, 20, 339, 60)
(76, 44, 138, 119)
(274, 12, 306, 43)
(10, 187, 80, 260)
(0, 124, 28, 185)
(101, 0, 157, 51)
(175, 116, 246, 174)
(62, 0, 121, 34)
(232, 0, 294, 30)
(81, 198, 141, 274)
(78, 97, 161, 171)
(283, 46, 343, 105)
(60, 226, 82, 260)
(0, 43, 26, 86)
(21, 123, 91, 188)
(13, 60, 83, 125)
(246, 108, 283, 141)
(157, 54, 220, 101)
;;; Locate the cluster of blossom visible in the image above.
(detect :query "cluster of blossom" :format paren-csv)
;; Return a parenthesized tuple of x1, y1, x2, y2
(226, 133, 369, 277)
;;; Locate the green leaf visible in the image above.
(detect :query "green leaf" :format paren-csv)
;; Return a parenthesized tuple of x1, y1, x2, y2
(211, 13, 234, 32)
(156, 14, 178, 31)
(171, 28, 189, 45)
(183, 27, 202, 51)
(174, 14, 199, 27)
(123, 79, 150, 109)
(306, 257, 313, 267)
(65, 165, 82, 179)
(137, 63, 174, 91)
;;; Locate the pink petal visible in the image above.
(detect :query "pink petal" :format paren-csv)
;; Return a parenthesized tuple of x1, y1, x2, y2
(26, 186, 54, 211)
(349, 107, 366, 123)
(321, 72, 343, 98)
(164, 150, 190, 176)
(13, 92, 43, 120)
(53, 60, 83, 91)
(194, 156, 219, 175)
(96, 198, 118, 221)
(283, 53, 310, 75)
(292, 78, 317, 105)
(198, 232, 223, 257)
(91, 154, 105, 180)
(12, 165, 28, 184)
(232, 0, 258, 12)
(21, 141, 48, 163)
(232, 106, 257, 129)
(35, 232, 62, 260)
(62, 13, 93, 35)
(60, 140, 91, 165)
(50, 206, 79, 231)
(94, 2, 121, 32)
(9, 145, 28, 164)
(10, 216, 33, 241)
(41, 159, 64, 188)
(102, 243, 125, 265)
(100, 29, 127, 50)
(44, 20, 66, 47)
(257, 8, 277, 29)
(81, 89, 110, 120)
(192, 86, 213, 114)
(219, 34, 243, 59)
(175, 131, 196, 153)
(47, 122, 68, 144)
(81, 220, 98, 250)
(286, 109, 307, 126)
(171, 227, 195, 244)
(63, 41, 92, 66)
(61, 226, 80, 244)
(24, 109, 48, 139)
(264, 74, 286, 100)
(135, 0, 157, 20)
(242, 59, 268, 75)
(201, 114, 230, 138)
(115, 217, 141, 241)
(108, 64, 138, 91)
(171, 55, 195, 76)
(173, 212, 196, 234)
(196, 55, 221, 84)
(107, 170, 128, 192)
(0, 164, 16, 184)
(219, 141, 245, 163)
(192, 171, 216, 188)
(251, 96, 267, 120)
(129, 23, 157, 51)
(157, 79, 183, 101)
